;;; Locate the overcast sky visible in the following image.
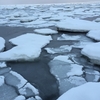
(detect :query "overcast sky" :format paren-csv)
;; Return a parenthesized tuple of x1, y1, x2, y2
(0, 0, 99, 5)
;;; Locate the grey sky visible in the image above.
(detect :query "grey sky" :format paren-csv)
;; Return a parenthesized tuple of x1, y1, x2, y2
(0, 0, 99, 5)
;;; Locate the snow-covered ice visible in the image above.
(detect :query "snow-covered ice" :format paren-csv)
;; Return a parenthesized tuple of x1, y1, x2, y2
(87, 30, 100, 41)
(57, 82, 100, 100)
(0, 33, 52, 61)
(34, 28, 58, 35)
(81, 42, 100, 65)
(57, 17, 100, 32)
(0, 76, 4, 86)
(0, 37, 5, 52)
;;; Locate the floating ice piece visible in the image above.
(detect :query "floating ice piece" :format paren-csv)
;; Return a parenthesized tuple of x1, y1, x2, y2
(57, 34, 81, 40)
(0, 45, 41, 61)
(11, 11, 28, 17)
(45, 45, 72, 54)
(58, 76, 86, 95)
(20, 17, 37, 23)
(57, 82, 100, 100)
(14, 95, 26, 100)
(0, 62, 7, 68)
(68, 76, 86, 85)
(57, 17, 100, 32)
(8, 71, 27, 89)
(19, 83, 39, 97)
(53, 55, 73, 63)
(0, 33, 51, 61)
(0, 76, 4, 86)
(34, 28, 58, 35)
(87, 30, 100, 41)
(27, 97, 36, 100)
(35, 96, 42, 100)
(9, 33, 52, 46)
(31, 19, 47, 25)
(81, 42, 100, 65)
(85, 69, 100, 82)
(0, 37, 5, 52)
(94, 18, 100, 22)
(67, 64, 83, 77)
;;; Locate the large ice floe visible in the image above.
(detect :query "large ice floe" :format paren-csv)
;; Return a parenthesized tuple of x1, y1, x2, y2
(81, 42, 100, 65)
(87, 30, 100, 41)
(57, 82, 100, 100)
(0, 33, 52, 61)
(0, 37, 5, 52)
(57, 17, 100, 32)
(34, 28, 58, 35)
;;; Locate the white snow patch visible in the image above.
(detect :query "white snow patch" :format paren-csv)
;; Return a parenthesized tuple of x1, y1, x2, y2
(87, 30, 100, 41)
(0, 37, 5, 52)
(10, 71, 27, 89)
(14, 95, 26, 100)
(34, 28, 58, 35)
(57, 82, 100, 100)
(0, 76, 5, 86)
(67, 64, 83, 77)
